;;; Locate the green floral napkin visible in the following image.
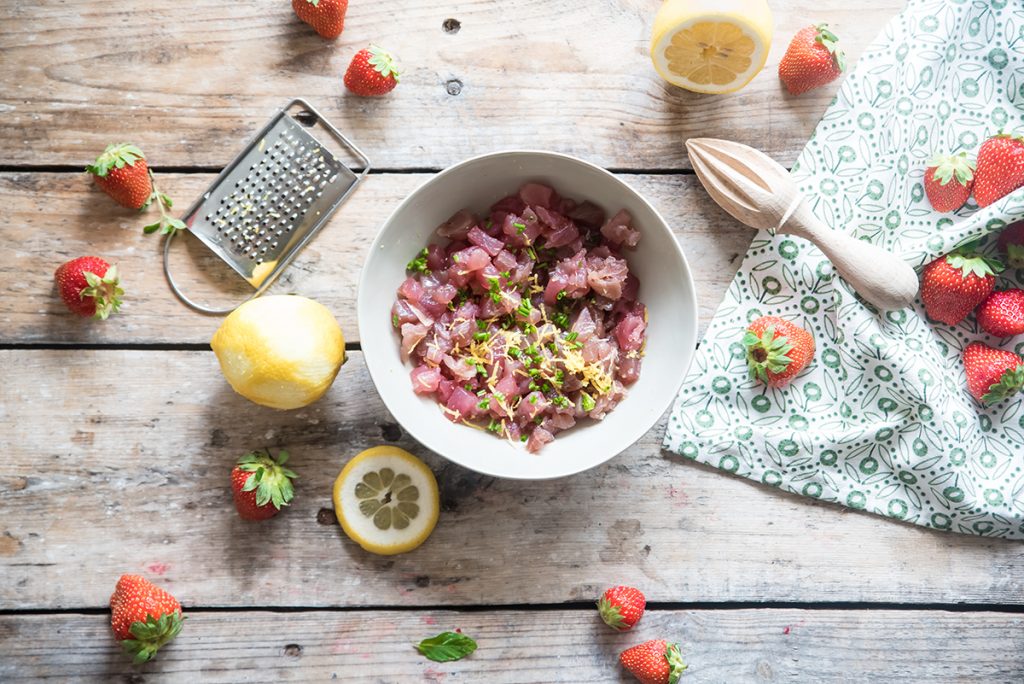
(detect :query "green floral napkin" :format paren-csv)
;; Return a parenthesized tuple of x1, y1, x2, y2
(664, 0, 1024, 538)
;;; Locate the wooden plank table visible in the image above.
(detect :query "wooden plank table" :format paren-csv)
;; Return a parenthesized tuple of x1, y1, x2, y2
(2, 1, 1023, 681)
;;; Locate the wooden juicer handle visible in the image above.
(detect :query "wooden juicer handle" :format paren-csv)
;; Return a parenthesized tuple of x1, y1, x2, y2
(685, 137, 919, 311)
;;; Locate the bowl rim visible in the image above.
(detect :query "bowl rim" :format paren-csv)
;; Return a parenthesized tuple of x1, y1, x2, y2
(357, 149, 698, 479)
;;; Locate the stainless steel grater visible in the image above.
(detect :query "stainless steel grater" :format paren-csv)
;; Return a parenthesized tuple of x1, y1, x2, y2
(163, 98, 370, 314)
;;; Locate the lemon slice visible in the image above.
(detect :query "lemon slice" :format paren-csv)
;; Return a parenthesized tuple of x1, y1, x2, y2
(650, 0, 773, 94)
(333, 446, 440, 556)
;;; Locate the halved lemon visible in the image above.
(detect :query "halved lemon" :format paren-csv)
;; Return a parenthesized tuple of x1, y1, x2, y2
(650, 0, 773, 94)
(333, 446, 440, 556)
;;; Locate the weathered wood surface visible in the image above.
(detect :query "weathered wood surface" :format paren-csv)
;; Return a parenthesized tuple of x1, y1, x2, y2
(4, 349, 1024, 610)
(0, 0, 901, 169)
(0, 171, 748, 345)
(2, 609, 1022, 682)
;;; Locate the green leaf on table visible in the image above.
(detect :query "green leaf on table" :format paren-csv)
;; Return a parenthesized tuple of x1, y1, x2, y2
(415, 631, 477, 662)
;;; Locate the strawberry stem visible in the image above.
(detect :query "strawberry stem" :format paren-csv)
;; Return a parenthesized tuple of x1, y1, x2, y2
(142, 171, 187, 236)
(121, 611, 184, 664)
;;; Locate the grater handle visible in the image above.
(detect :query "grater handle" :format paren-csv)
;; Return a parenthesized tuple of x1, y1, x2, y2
(162, 231, 269, 315)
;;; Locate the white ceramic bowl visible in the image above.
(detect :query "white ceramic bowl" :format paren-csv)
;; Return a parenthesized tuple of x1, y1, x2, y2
(358, 151, 698, 479)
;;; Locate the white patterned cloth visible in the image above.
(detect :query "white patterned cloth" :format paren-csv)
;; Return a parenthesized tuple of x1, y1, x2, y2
(664, 0, 1024, 538)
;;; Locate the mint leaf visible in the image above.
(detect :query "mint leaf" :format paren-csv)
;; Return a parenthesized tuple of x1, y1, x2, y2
(415, 631, 477, 662)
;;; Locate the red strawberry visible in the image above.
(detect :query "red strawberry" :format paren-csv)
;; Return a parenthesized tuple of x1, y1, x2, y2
(620, 639, 687, 684)
(963, 342, 1024, 404)
(997, 221, 1024, 268)
(231, 450, 297, 521)
(974, 134, 1024, 207)
(925, 152, 975, 212)
(743, 316, 815, 387)
(292, 0, 347, 39)
(920, 249, 1002, 325)
(598, 585, 646, 631)
(344, 46, 401, 97)
(54, 256, 124, 320)
(976, 289, 1024, 337)
(778, 24, 846, 96)
(87, 143, 153, 210)
(110, 574, 183, 664)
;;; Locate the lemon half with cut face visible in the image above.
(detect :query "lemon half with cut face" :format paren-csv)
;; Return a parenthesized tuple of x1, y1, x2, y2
(650, 0, 773, 94)
(333, 446, 440, 556)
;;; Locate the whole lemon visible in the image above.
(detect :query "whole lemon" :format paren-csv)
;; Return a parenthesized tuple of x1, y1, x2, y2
(211, 295, 346, 410)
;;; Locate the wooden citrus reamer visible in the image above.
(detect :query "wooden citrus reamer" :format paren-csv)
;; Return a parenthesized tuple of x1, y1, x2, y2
(686, 138, 919, 311)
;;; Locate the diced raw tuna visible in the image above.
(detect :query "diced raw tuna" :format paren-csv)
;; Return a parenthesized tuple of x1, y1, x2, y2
(600, 209, 640, 248)
(526, 426, 555, 453)
(425, 244, 447, 271)
(437, 378, 455, 402)
(468, 226, 505, 256)
(493, 249, 517, 273)
(437, 210, 478, 240)
(544, 249, 590, 304)
(614, 312, 646, 352)
(587, 255, 629, 300)
(617, 356, 642, 385)
(451, 246, 491, 274)
(398, 276, 424, 303)
(411, 365, 441, 395)
(400, 323, 429, 362)
(568, 201, 606, 228)
(519, 182, 556, 209)
(446, 387, 481, 420)
(443, 354, 477, 382)
(491, 195, 527, 216)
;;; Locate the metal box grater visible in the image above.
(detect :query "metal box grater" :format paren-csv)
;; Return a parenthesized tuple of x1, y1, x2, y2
(163, 98, 370, 314)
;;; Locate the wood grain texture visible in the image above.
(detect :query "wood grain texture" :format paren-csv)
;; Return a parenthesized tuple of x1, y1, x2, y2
(4, 349, 1024, 610)
(1, 609, 1022, 682)
(0, 171, 748, 345)
(0, 0, 901, 169)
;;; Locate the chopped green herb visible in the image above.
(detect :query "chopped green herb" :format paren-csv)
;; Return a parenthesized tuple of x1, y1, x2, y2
(520, 434, 528, 442)
(406, 248, 430, 274)
(556, 290, 567, 301)
(488, 278, 502, 303)
(473, 331, 490, 342)
(507, 347, 521, 359)
(552, 395, 571, 408)
(565, 332, 579, 343)
(452, 253, 461, 263)
(529, 394, 538, 404)
(476, 320, 487, 331)
(525, 247, 537, 260)
(477, 398, 490, 410)
(464, 383, 473, 391)
(494, 391, 505, 402)
(534, 416, 543, 425)
(487, 420, 501, 433)
(485, 219, 493, 229)
(475, 364, 488, 377)
(553, 312, 569, 329)
(554, 370, 565, 385)
(542, 382, 552, 392)
(529, 381, 539, 391)
(513, 221, 526, 234)
(529, 368, 541, 377)
(517, 297, 532, 317)
(500, 270, 512, 279)
(581, 392, 596, 412)
(391, 313, 400, 328)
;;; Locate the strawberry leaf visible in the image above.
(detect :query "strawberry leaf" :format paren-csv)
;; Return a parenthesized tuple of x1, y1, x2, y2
(122, 611, 184, 664)
(665, 642, 688, 684)
(982, 365, 1024, 404)
(415, 631, 477, 662)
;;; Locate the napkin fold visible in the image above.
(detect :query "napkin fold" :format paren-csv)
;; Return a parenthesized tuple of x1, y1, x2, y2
(663, 0, 1024, 538)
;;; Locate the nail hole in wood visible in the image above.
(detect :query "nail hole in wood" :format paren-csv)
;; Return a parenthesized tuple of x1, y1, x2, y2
(380, 422, 402, 442)
(284, 644, 303, 657)
(446, 79, 463, 96)
(442, 18, 461, 34)
(316, 508, 336, 525)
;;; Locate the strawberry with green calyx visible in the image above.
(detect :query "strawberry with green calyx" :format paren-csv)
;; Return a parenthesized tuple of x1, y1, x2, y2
(778, 24, 846, 96)
(54, 256, 124, 320)
(110, 574, 183, 664)
(963, 342, 1024, 404)
(997, 221, 1024, 268)
(87, 144, 152, 210)
(293, 0, 348, 40)
(925, 152, 975, 213)
(620, 639, 687, 684)
(920, 248, 1002, 325)
(87, 143, 185, 236)
(344, 45, 401, 97)
(743, 316, 815, 388)
(231, 450, 297, 521)
(598, 585, 646, 631)
(974, 133, 1024, 208)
